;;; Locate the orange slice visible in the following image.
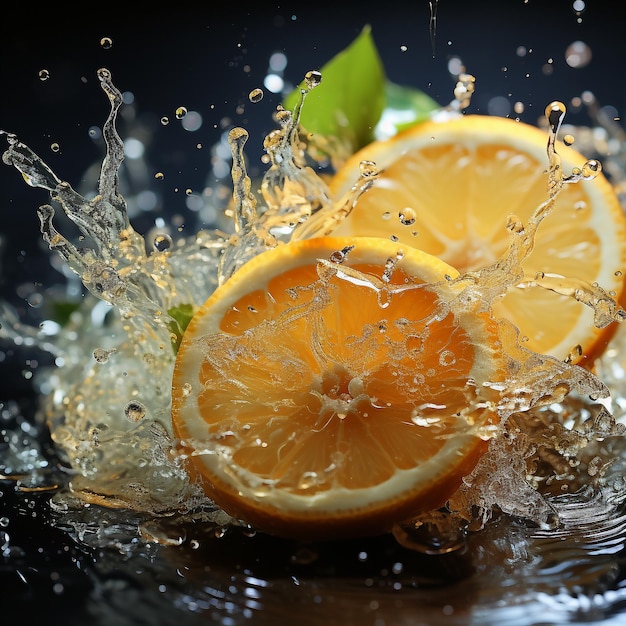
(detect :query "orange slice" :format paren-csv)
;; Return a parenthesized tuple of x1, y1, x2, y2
(172, 236, 506, 540)
(328, 114, 626, 365)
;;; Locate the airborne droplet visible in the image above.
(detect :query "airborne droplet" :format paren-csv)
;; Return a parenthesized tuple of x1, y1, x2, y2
(153, 233, 173, 252)
(399, 207, 417, 226)
(359, 160, 379, 178)
(304, 70, 322, 90)
(249, 88, 264, 103)
(581, 159, 601, 180)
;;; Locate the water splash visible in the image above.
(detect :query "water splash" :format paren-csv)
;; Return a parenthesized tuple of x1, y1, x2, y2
(1, 66, 625, 546)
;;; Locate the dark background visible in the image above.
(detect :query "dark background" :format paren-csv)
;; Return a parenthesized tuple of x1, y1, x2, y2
(1, 3, 626, 622)
(0, 0, 625, 397)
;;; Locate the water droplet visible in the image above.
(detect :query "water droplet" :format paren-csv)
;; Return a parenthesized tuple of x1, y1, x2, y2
(175, 107, 188, 120)
(161, 117, 170, 126)
(93, 347, 116, 363)
(329, 245, 353, 264)
(545, 101, 567, 133)
(100, 37, 113, 49)
(506, 214, 525, 234)
(304, 70, 322, 89)
(50, 143, 60, 153)
(153, 233, 173, 252)
(358, 160, 379, 178)
(154, 172, 164, 180)
(249, 88, 264, 103)
(124, 400, 146, 422)
(298, 471, 318, 490)
(563, 133, 575, 146)
(399, 207, 417, 226)
(38, 69, 50, 81)
(565, 40, 592, 68)
(581, 159, 601, 179)
(439, 350, 456, 367)
(214, 527, 227, 539)
(392, 516, 468, 555)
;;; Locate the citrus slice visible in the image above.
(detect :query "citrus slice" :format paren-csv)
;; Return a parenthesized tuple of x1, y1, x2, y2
(172, 236, 506, 540)
(328, 114, 626, 365)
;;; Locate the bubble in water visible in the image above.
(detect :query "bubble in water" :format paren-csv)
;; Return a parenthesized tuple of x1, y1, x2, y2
(82, 262, 126, 301)
(249, 88, 264, 103)
(175, 107, 188, 120)
(100, 37, 113, 49)
(38, 69, 50, 81)
(124, 400, 147, 422)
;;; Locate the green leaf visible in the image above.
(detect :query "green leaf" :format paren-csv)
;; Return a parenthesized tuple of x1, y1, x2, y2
(50, 300, 82, 326)
(284, 25, 386, 155)
(167, 303, 195, 352)
(376, 81, 441, 137)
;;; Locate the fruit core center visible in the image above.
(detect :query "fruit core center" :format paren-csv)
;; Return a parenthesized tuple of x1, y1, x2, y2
(311, 364, 371, 420)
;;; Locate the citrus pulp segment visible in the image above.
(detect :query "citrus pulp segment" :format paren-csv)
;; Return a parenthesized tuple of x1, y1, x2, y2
(172, 236, 506, 540)
(328, 114, 626, 365)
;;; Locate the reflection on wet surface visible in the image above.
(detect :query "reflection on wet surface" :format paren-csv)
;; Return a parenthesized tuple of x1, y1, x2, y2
(3, 472, 626, 625)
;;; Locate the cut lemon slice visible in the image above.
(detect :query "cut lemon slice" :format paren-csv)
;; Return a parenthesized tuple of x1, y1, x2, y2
(328, 114, 626, 365)
(172, 236, 506, 540)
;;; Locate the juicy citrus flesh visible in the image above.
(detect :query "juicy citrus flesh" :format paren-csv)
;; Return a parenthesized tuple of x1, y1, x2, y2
(172, 236, 505, 540)
(329, 114, 626, 365)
